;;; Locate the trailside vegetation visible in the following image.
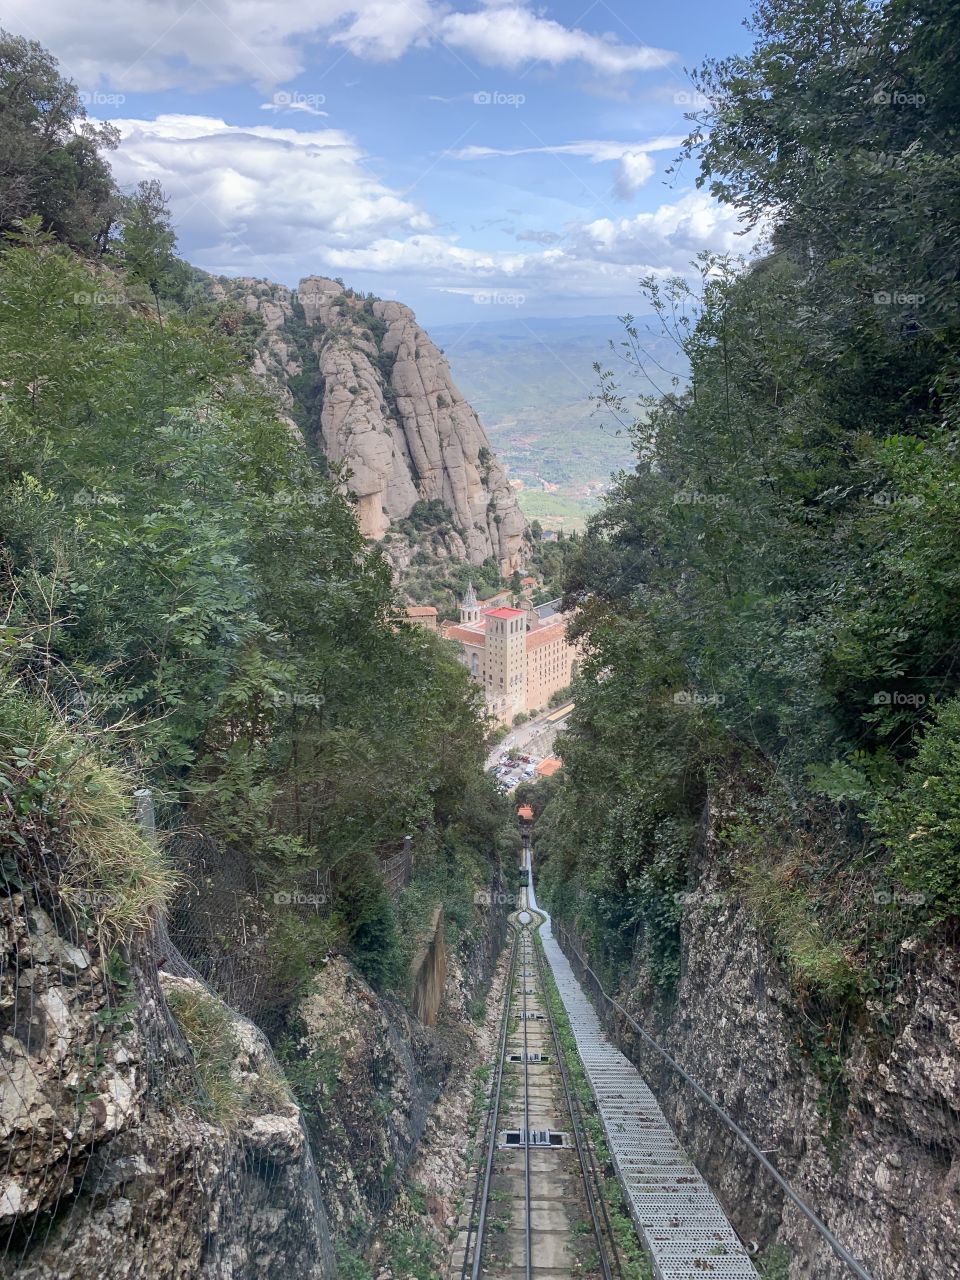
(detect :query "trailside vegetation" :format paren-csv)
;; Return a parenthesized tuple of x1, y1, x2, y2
(0, 33, 515, 1013)
(533, 0, 960, 1051)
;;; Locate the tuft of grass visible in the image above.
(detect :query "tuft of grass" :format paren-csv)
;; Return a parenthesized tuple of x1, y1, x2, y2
(735, 860, 858, 1001)
(756, 1243, 792, 1279)
(165, 981, 244, 1125)
(0, 685, 175, 942)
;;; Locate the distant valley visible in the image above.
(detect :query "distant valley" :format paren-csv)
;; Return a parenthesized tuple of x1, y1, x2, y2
(432, 315, 686, 531)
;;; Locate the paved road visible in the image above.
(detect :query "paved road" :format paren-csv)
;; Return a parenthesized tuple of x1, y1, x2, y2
(485, 704, 573, 772)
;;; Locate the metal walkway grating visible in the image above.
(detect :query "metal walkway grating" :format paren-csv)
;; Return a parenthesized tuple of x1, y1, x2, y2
(534, 907, 759, 1280)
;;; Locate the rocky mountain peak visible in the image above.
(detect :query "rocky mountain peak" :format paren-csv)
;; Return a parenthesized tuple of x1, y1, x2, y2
(234, 275, 527, 575)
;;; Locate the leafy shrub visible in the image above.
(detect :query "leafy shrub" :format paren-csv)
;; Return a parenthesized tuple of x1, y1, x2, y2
(871, 697, 960, 923)
(335, 851, 402, 988)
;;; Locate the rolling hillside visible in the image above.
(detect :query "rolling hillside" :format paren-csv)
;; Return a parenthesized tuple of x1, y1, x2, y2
(432, 315, 687, 530)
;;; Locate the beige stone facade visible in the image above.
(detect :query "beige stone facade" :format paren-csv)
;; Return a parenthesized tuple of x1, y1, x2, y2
(404, 605, 438, 632)
(441, 585, 578, 726)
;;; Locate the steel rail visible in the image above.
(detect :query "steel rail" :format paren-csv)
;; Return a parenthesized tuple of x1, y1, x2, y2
(462, 929, 519, 1280)
(532, 929, 622, 1280)
(520, 925, 533, 1280)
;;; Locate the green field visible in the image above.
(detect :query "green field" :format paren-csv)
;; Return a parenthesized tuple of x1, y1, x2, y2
(433, 316, 682, 527)
(515, 490, 596, 532)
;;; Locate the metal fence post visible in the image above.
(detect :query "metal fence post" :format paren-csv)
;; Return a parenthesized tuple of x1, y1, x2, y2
(133, 787, 156, 846)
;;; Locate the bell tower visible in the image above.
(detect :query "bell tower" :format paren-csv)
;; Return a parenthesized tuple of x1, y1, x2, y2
(460, 581, 481, 625)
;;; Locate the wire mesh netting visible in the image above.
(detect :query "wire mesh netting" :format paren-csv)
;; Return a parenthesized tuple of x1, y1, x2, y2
(0, 806, 336, 1279)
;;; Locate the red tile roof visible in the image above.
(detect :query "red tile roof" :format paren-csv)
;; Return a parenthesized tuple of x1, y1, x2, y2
(487, 607, 526, 619)
(443, 625, 485, 645)
(535, 757, 562, 777)
(517, 805, 534, 821)
(405, 606, 437, 617)
(526, 622, 565, 649)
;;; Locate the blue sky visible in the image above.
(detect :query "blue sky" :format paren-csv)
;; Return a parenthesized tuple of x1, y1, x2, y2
(8, 0, 758, 322)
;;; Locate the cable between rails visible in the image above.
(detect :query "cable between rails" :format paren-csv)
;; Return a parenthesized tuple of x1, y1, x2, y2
(463, 930, 519, 1280)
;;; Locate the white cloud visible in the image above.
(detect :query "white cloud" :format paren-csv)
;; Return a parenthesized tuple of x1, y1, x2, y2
(454, 136, 684, 163)
(106, 114, 431, 277)
(436, 7, 674, 75)
(260, 98, 329, 118)
(454, 135, 682, 200)
(326, 192, 757, 303)
(574, 192, 754, 264)
(5, 0, 673, 90)
(328, 0, 439, 61)
(614, 151, 656, 198)
(97, 111, 753, 311)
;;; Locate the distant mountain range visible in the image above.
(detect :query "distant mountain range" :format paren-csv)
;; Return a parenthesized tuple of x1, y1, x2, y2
(432, 315, 688, 531)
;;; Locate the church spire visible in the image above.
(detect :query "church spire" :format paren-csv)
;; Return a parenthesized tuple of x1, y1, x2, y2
(460, 580, 480, 625)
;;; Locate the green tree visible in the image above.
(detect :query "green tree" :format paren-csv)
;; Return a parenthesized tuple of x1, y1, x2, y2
(120, 179, 178, 309)
(0, 29, 120, 250)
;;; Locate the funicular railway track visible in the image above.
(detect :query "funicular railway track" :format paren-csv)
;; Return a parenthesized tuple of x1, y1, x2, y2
(456, 891, 624, 1280)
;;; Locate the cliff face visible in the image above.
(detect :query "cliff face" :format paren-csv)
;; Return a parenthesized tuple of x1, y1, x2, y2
(560, 795, 960, 1280)
(650, 897, 960, 1280)
(0, 895, 334, 1280)
(223, 275, 527, 574)
(282, 890, 506, 1250)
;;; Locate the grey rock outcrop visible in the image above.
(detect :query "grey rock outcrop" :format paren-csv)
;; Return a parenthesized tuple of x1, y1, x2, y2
(561, 792, 960, 1280)
(0, 891, 333, 1279)
(229, 275, 528, 573)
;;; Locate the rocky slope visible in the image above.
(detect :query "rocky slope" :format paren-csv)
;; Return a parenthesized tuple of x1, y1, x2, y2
(279, 892, 507, 1265)
(0, 894, 334, 1280)
(1, 827, 509, 1280)
(558, 794, 960, 1280)
(212, 274, 527, 575)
